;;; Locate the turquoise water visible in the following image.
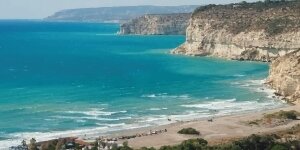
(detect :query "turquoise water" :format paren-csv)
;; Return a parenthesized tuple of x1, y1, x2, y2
(0, 20, 284, 148)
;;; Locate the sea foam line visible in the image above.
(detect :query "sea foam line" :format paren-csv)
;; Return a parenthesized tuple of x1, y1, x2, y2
(141, 93, 190, 99)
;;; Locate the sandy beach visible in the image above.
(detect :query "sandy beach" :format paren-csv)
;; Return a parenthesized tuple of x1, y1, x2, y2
(102, 104, 300, 149)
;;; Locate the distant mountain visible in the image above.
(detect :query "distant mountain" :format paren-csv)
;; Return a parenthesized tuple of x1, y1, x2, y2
(44, 5, 199, 23)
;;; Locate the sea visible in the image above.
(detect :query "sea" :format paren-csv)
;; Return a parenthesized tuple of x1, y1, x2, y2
(0, 20, 286, 148)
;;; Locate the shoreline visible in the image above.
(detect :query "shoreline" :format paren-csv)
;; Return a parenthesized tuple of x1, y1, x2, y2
(17, 101, 296, 149)
(4, 84, 292, 149)
(3, 58, 295, 149)
(110, 103, 300, 148)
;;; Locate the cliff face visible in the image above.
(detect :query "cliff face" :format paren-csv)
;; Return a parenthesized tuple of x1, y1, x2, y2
(267, 50, 300, 103)
(119, 13, 191, 35)
(172, 1, 300, 61)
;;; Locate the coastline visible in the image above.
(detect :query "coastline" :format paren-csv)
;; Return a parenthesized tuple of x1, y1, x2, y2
(110, 103, 300, 149)
(5, 96, 298, 149)
(4, 78, 292, 149)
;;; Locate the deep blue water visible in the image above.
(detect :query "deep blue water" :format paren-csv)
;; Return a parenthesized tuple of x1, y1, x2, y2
(0, 20, 284, 148)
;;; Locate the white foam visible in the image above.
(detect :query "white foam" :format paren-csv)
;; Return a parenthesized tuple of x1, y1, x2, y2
(118, 116, 132, 120)
(97, 123, 127, 128)
(148, 108, 168, 111)
(106, 123, 126, 127)
(52, 116, 120, 121)
(141, 93, 190, 99)
(141, 94, 156, 98)
(168, 112, 212, 121)
(237, 79, 278, 100)
(64, 108, 126, 117)
(139, 116, 168, 123)
(148, 108, 161, 111)
(76, 119, 86, 123)
(181, 98, 284, 116)
(66, 110, 114, 116)
(233, 74, 246, 77)
(44, 118, 55, 121)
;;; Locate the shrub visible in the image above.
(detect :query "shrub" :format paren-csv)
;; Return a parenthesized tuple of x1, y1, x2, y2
(116, 134, 300, 150)
(159, 146, 173, 150)
(271, 144, 290, 150)
(178, 128, 200, 135)
(265, 110, 299, 120)
(279, 110, 299, 120)
(232, 134, 275, 150)
(177, 138, 208, 150)
(248, 120, 259, 126)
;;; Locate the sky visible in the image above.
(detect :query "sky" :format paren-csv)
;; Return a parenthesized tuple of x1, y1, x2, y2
(0, 0, 258, 19)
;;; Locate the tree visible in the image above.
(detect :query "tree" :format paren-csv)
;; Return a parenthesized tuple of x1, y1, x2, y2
(28, 138, 38, 150)
(91, 140, 99, 150)
(99, 141, 106, 149)
(21, 140, 27, 147)
(123, 141, 129, 147)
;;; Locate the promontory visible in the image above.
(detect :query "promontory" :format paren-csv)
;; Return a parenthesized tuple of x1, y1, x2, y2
(171, 1, 300, 62)
(119, 13, 191, 35)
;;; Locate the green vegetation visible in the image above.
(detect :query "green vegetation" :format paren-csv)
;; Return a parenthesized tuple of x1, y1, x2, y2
(178, 128, 200, 135)
(286, 124, 300, 134)
(194, 0, 298, 14)
(246, 110, 300, 126)
(29, 138, 38, 150)
(112, 141, 133, 150)
(264, 110, 300, 120)
(138, 134, 300, 150)
(192, 0, 300, 35)
(266, 18, 293, 36)
(159, 138, 208, 150)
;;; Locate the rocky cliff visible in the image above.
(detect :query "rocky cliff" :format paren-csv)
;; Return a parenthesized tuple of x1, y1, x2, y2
(172, 1, 300, 62)
(119, 13, 191, 35)
(267, 50, 300, 103)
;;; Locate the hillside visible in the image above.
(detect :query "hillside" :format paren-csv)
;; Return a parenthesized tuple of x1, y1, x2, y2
(172, 1, 300, 62)
(44, 5, 198, 23)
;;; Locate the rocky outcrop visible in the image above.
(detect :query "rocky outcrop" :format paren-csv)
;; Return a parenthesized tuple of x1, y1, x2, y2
(267, 50, 300, 104)
(171, 1, 300, 62)
(119, 13, 191, 35)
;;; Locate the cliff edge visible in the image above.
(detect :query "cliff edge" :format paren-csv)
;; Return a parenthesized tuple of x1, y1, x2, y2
(267, 50, 300, 104)
(172, 1, 300, 61)
(119, 13, 191, 35)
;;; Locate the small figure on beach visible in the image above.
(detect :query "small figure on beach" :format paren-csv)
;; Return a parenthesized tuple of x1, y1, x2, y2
(208, 118, 213, 122)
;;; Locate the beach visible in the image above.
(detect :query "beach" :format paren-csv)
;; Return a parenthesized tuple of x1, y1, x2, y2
(13, 100, 299, 149)
(105, 103, 300, 149)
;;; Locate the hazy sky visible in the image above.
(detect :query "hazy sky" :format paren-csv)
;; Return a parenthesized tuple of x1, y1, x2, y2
(0, 0, 258, 19)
